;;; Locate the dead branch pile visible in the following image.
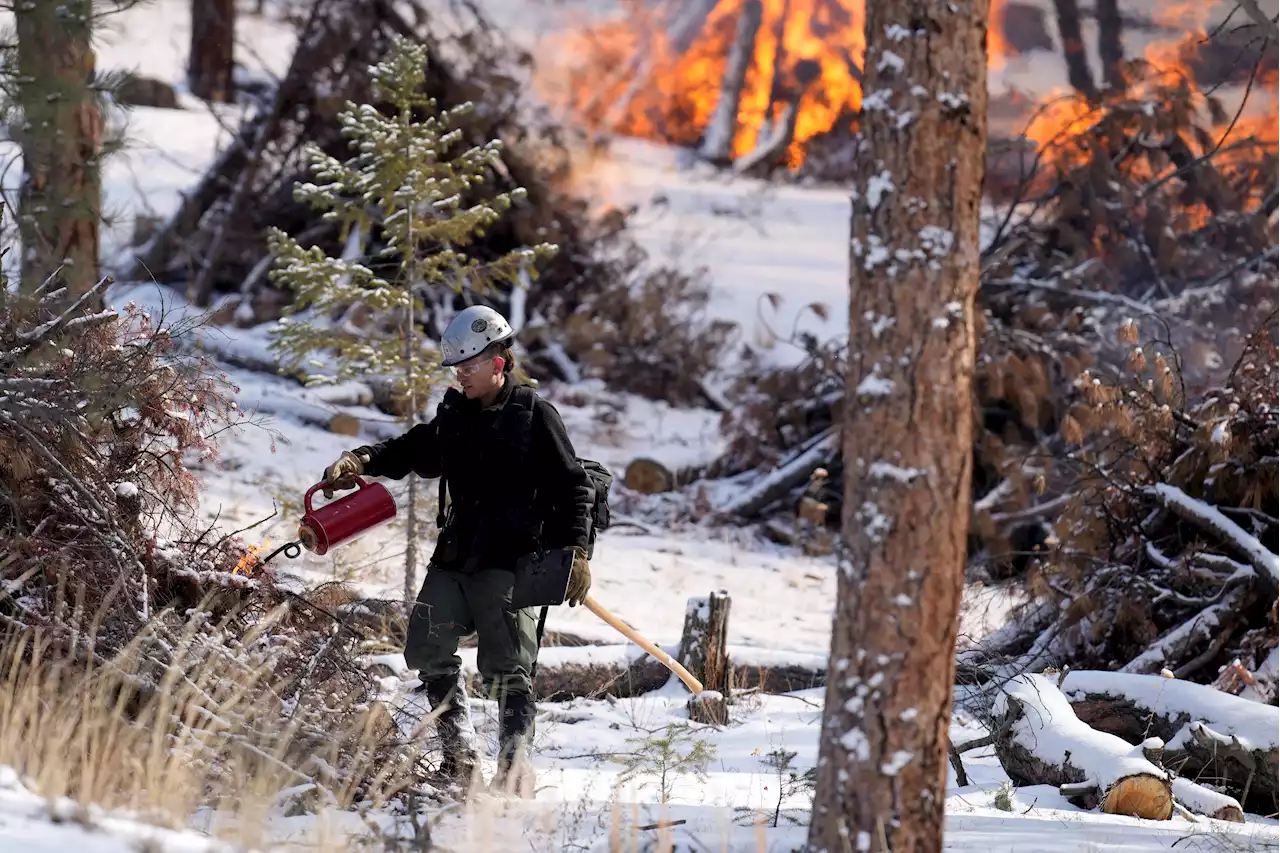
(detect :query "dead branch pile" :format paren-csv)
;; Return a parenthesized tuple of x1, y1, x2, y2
(127, 0, 732, 406)
(0, 266, 427, 800)
(700, 63, 1279, 685)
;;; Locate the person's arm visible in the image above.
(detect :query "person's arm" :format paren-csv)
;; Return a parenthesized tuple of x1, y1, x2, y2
(352, 418, 442, 481)
(531, 400, 593, 552)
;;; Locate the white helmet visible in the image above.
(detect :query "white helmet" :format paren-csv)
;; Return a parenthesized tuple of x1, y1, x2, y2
(440, 305, 515, 367)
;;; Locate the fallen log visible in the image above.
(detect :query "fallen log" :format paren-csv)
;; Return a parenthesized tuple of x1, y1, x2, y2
(1171, 776, 1245, 823)
(1061, 670, 1279, 814)
(992, 673, 1174, 820)
(486, 643, 826, 701)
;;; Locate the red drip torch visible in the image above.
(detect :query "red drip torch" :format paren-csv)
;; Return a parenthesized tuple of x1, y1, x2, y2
(258, 476, 398, 566)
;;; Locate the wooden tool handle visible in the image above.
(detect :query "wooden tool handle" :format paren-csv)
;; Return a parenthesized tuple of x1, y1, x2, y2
(583, 596, 704, 695)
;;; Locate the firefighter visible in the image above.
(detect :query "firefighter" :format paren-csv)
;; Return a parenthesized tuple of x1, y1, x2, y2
(321, 305, 594, 796)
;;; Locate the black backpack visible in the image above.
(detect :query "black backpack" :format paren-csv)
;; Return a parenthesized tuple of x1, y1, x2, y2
(435, 385, 613, 556)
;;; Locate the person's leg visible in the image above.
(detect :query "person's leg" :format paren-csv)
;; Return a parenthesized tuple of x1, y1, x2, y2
(404, 567, 479, 784)
(464, 568, 541, 797)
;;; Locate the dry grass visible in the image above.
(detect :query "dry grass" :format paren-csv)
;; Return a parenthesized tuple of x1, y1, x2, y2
(0, 603, 407, 850)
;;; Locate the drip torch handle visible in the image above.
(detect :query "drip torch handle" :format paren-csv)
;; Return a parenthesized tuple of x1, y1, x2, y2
(305, 475, 369, 514)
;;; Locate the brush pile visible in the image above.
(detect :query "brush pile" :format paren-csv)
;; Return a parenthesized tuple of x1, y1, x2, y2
(704, 60, 1279, 690)
(0, 263, 425, 802)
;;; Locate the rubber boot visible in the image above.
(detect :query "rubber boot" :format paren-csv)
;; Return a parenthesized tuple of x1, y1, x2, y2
(423, 672, 480, 789)
(490, 692, 537, 799)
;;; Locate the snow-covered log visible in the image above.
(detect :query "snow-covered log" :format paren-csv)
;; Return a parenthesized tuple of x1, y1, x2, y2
(1171, 777, 1245, 823)
(992, 674, 1174, 820)
(1062, 670, 1279, 814)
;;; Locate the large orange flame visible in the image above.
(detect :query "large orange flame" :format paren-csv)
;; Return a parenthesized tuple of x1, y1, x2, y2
(538, 0, 1277, 173)
(540, 0, 1017, 165)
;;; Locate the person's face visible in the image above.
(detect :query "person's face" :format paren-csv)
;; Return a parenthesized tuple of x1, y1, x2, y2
(454, 352, 504, 399)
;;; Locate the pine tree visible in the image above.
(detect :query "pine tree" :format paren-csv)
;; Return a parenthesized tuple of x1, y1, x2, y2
(808, 0, 988, 850)
(267, 35, 558, 610)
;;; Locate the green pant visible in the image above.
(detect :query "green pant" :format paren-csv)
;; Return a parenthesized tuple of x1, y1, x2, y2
(404, 566, 541, 700)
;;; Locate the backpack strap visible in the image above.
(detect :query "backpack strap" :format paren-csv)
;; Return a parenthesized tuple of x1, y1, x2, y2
(510, 385, 537, 413)
(435, 388, 465, 528)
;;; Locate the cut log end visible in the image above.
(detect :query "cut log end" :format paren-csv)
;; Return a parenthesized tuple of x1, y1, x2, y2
(1209, 804, 1247, 823)
(624, 457, 676, 494)
(1103, 774, 1174, 821)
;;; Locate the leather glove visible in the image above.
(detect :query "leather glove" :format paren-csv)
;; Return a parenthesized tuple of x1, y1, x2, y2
(322, 450, 365, 498)
(565, 546, 592, 607)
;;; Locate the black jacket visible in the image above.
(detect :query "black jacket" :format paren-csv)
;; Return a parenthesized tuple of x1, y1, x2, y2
(353, 380, 593, 572)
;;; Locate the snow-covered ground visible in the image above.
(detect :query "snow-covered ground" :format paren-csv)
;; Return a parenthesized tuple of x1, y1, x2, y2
(1, 1, 1277, 851)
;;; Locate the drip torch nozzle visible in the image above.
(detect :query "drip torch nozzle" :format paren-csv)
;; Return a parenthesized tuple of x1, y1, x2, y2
(259, 540, 303, 567)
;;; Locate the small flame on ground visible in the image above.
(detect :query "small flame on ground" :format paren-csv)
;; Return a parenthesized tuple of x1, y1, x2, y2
(232, 538, 271, 576)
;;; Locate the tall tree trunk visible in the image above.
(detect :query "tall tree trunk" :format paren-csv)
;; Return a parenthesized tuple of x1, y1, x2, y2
(1094, 0, 1126, 92)
(189, 0, 237, 103)
(807, 0, 988, 850)
(13, 0, 101, 304)
(1053, 0, 1099, 102)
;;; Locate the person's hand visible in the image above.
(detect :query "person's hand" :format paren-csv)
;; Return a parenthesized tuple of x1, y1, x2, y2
(322, 450, 364, 498)
(565, 547, 592, 607)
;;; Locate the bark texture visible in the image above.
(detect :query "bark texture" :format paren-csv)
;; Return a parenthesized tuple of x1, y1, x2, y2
(14, 0, 102, 303)
(807, 0, 989, 850)
(189, 0, 237, 103)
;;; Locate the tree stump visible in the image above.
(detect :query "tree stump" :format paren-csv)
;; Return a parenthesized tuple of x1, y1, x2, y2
(679, 591, 732, 724)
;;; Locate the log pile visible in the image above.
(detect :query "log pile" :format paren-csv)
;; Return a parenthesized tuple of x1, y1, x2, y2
(126, 0, 733, 405)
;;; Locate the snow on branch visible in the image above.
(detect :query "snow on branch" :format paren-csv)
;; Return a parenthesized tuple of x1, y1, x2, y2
(715, 427, 837, 519)
(1144, 483, 1279, 588)
(1117, 586, 1247, 675)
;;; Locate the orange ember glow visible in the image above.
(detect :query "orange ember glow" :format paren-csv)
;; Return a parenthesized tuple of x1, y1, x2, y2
(232, 538, 270, 576)
(542, 0, 1020, 165)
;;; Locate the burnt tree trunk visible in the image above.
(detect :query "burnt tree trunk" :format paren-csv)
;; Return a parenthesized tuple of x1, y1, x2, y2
(1094, 0, 1126, 92)
(13, 0, 101, 304)
(189, 0, 237, 103)
(807, 0, 988, 850)
(1053, 0, 1100, 102)
(699, 0, 763, 164)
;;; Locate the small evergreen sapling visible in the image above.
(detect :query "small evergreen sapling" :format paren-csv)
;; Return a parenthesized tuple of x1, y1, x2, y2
(612, 723, 717, 805)
(266, 35, 557, 610)
(267, 34, 557, 404)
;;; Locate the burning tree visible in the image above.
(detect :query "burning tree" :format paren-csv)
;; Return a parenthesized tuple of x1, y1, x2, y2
(808, 2, 989, 851)
(268, 34, 557, 613)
